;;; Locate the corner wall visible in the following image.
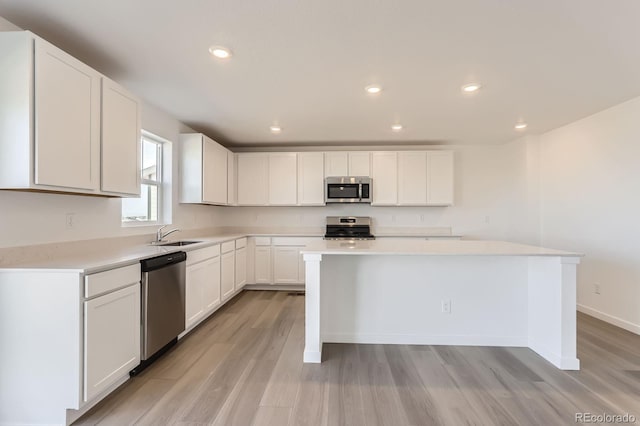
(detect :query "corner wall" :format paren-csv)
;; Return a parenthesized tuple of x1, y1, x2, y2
(539, 96, 640, 333)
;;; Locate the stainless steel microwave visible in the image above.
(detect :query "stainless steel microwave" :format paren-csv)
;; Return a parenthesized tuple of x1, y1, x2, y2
(325, 177, 372, 203)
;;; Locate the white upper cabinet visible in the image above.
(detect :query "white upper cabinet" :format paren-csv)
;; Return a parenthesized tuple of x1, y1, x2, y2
(348, 152, 371, 176)
(268, 153, 298, 205)
(427, 151, 454, 205)
(202, 137, 228, 204)
(0, 31, 140, 197)
(398, 151, 428, 205)
(324, 152, 370, 177)
(297, 152, 325, 205)
(237, 153, 269, 205)
(371, 152, 398, 205)
(100, 77, 140, 196)
(180, 133, 230, 205)
(227, 151, 237, 205)
(324, 152, 348, 177)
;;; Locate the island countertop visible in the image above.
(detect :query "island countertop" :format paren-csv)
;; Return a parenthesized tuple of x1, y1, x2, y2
(301, 239, 583, 257)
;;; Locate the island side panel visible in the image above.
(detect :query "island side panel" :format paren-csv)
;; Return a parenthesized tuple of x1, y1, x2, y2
(303, 253, 322, 363)
(528, 256, 580, 370)
(319, 255, 529, 346)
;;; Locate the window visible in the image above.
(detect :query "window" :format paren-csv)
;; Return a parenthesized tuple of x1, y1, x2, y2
(122, 132, 166, 224)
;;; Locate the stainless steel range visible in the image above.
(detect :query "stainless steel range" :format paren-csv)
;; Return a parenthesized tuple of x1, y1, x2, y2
(324, 216, 375, 240)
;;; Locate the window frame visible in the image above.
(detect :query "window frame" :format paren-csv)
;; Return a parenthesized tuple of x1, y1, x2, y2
(121, 130, 171, 227)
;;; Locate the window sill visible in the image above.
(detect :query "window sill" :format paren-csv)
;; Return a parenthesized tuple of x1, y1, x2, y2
(121, 221, 168, 229)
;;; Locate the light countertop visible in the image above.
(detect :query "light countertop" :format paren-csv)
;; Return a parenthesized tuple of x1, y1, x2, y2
(301, 239, 583, 257)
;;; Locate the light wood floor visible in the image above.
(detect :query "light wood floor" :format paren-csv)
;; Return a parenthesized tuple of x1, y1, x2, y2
(74, 290, 640, 425)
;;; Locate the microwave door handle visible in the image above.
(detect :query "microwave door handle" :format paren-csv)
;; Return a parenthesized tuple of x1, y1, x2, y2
(358, 184, 362, 200)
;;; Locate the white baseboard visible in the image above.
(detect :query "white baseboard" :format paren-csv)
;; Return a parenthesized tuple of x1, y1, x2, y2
(321, 333, 528, 347)
(529, 339, 580, 370)
(578, 304, 640, 335)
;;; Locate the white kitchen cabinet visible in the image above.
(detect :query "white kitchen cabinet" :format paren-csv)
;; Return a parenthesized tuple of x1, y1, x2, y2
(324, 152, 370, 177)
(185, 253, 221, 330)
(100, 77, 140, 196)
(235, 247, 247, 290)
(84, 283, 140, 402)
(371, 152, 398, 205)
(348, 152, 371, 176)
(273, 246, 301, 284)
(221, 250, 236, 301)
(237, 153, 269, 205)
(297, 152, 325, 205)
(324, 152, 349, 177)
(180, 133, 229, 205)
(0, 31, 101, 194)
(269, 153, 298, 205)
(398, 151, 428, 205)
(254, 246, 272, 284)
(227, 151, 237, 205)
(427, 151, 455, 206)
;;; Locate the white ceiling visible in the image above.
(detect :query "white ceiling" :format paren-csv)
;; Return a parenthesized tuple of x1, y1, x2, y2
(1, 0, 640, 147)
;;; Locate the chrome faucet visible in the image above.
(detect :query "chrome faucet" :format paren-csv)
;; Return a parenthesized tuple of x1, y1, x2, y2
(154, 225, 181, 244)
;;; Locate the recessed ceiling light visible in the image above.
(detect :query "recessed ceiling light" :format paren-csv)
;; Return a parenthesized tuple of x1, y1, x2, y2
(365, 85, 382, 94)
(270, 125, 282, 134)
(391, 124, 403, 132)
(209, 46, 232, 59)
(462, 83, 482, 93)
(514, 122, 528, 130)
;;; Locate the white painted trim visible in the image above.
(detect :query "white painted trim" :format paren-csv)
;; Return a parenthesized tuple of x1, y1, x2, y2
(303, 349, 322, 363)
(322, 333, 528, 347)
(578, 304, 640, 335)
(529, 338, 580, 370)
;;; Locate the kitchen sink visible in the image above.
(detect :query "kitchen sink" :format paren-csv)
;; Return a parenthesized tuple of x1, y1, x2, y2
(157, 240, 202, 246)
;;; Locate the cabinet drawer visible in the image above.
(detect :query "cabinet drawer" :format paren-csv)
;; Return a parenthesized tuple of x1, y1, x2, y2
(187, 245, 220, 265)
(254, 237, 271, 246)
(85, 263, 140, 298)
(235, 237, 247, 249)
(221, 240, 235, 253)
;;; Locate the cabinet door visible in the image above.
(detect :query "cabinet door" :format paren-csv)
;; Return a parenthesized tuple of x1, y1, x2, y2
(202, 257, 221, 312)
(235, 247, 247, 290)
(101, 78, 141, 196)
(324, 152, 348, 177)
(185, 262, 205, 328)
(227, 151, 236, 205)
(237, 153, 269, 205)
(348, 152, 371, 176)
(221, 251, 235, 300)
(427, 151, 454, 206)
(34, 38, 100, 191)
(371, 152, 398, 205)
(297, 152, 325, 205)
(84, 284, 140, 402)
(202, 137, 228, 205)
(273, 247, 300, 284)
(398, 151, 427, 205)
(269, 153, 297, 205)
(254, 246, 272, 284)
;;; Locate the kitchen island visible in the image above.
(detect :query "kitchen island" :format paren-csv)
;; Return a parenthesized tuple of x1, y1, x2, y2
(301, 239, 583, 370)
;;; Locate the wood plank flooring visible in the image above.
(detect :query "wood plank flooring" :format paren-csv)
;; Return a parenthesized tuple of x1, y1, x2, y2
(74, 291, 640, 425)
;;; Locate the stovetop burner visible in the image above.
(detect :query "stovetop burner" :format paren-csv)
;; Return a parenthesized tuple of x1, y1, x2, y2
(324, 216, 375, 240)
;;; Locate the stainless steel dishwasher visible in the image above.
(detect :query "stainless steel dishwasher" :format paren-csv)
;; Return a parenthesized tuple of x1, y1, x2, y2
(131, 251, 186, 375)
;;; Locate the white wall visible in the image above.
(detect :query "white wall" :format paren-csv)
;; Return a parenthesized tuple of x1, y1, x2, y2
(539, 96, 640, 333)
(221, 144, 539, 241)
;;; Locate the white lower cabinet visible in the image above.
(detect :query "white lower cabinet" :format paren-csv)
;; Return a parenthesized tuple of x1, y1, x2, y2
(254, 246, 272, 284)
(185, 254, 221, 330)
(235, 246, 247, 290)
(221, 250, 236, 301)
(273, 247, 301, 284)
(84, 283, 140, 402)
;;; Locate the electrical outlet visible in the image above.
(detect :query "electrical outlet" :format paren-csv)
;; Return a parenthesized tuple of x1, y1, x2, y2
(65, 213, 75, 229)
(594, 283, 601, 295)
(441, 299, 451, 314)
(420, 214, 425, 222)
